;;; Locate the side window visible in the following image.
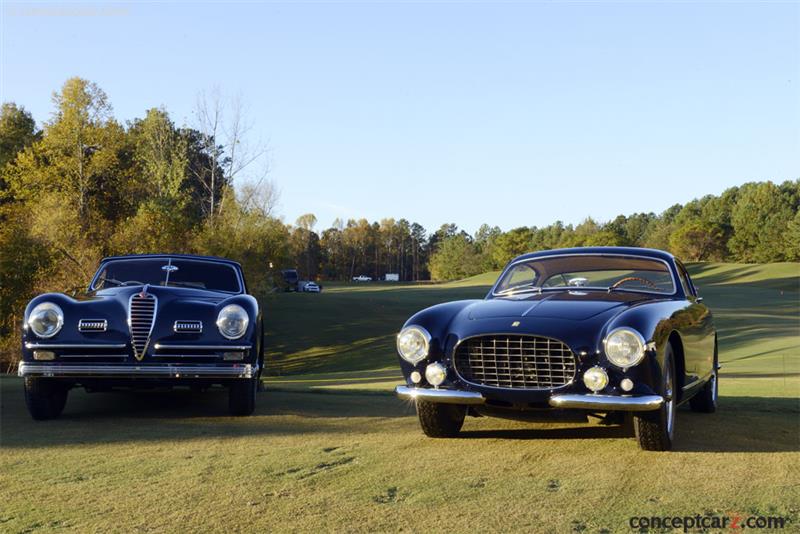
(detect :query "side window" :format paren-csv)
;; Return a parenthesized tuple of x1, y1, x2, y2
(676, 261, 696, 297)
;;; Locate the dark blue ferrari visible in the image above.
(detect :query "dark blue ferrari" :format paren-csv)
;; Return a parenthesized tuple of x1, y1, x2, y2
(395, 247, 718, 450)
(19, 254, 263, 419)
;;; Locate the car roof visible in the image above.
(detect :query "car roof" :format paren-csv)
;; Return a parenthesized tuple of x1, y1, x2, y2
(99, 253, 243, 269)
(511, 246, 676, 264)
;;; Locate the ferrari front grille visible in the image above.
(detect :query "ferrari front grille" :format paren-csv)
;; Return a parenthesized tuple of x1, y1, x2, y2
(454, 335, 577, 390)
(129, 293, 157, 360)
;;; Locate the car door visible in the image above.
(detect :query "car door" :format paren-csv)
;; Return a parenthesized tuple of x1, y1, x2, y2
(675, 260, 715, 386)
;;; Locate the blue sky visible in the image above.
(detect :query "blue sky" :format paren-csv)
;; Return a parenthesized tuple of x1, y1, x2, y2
(2, 1, 798, 234)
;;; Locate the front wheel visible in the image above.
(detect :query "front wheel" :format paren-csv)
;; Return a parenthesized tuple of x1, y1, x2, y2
(416, 400, 466, 438)
(229, 377, 257, 416)
(634, 345, 676, 451)
(24, 378, 68, 420)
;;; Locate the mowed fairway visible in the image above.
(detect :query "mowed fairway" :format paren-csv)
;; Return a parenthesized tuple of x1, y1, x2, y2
(1, 263, 798, 532)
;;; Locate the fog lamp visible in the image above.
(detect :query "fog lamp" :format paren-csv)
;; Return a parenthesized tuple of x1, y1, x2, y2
(33, 350, 55, 361)
(583, 366, 609, 392)
(425, 362, 447, 387)
(620, 378, 634, 392)
(410, 371, 422, 384)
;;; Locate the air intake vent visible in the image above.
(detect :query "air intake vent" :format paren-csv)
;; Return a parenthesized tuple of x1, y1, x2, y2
(174, 320, 202, 333)
(454, 335, 577, 390)
(78, 319, 107, 332)
(129, 293, 157, 360)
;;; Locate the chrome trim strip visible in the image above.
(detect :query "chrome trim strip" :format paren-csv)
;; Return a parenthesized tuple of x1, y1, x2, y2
(548, 393, 663, 411)
(395, 385, 485, 405)
(58, 355, 128, 359)
(490, 253, 679, 298)
(151, 354, 219, 358)
(153, 343, 251, 351)
(18, 362, 257, 379)
(25, 342, 128, 349)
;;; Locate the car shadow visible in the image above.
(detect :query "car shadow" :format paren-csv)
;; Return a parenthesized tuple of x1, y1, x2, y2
(455, 396, 799, 453)
(3, 374, 796, 453)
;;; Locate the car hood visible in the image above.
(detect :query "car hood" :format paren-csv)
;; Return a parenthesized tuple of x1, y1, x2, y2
(468, 291, 649, 321)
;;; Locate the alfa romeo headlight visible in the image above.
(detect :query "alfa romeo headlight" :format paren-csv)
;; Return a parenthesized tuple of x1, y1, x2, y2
(603, 327, 646, 368)
(396, 326, 430, 364)
(217, 304, 249, 339)
(28, 302, 64, 338)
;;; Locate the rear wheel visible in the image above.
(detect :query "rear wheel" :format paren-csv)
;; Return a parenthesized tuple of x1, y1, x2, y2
(634, 345, 676, 451)
(229, 377, 257, 416)
(690, 342, 718, 413)
(416, 400, 466, 438)
(24, 378, 68, 420)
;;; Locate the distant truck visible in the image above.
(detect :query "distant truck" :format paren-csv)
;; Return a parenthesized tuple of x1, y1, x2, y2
(352, 275, 372, 282)
(385, 273, 399, 282)
(281, 269, 299, 291)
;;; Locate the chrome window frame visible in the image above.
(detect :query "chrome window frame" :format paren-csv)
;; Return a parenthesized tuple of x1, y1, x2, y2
(490, 253, 680, 298)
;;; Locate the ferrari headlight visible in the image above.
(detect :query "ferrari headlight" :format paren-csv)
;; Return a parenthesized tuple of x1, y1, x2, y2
(604, 327, 646, 368)
(396, 326, 430, 364)
(216, 304, 249, 339)
(28, 302, 64, 338)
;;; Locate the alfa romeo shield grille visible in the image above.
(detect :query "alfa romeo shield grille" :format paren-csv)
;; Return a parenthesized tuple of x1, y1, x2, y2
(129, 293, 157, 360)
(454, 335, 577, 389)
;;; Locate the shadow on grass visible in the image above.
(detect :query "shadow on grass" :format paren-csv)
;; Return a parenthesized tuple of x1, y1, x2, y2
(453, 396, 800, 453)
(3, 373, 797, 453)
(0, 379, 413, 449)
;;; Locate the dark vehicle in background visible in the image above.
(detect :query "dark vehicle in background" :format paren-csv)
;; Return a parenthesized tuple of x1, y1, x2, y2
(19, 254, 263, 419)
(394, 247, 717, 451)
(281, 269, 299, 292)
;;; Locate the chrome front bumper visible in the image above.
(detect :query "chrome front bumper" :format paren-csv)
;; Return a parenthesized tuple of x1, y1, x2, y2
(395, 386, 663, 411)
(549, 394, 663, 411)
(395, 386, 486, 405)
(18, 362, 258, 379)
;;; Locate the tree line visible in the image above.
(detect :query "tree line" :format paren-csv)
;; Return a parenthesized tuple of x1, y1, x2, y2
(1, 77, 798, 367)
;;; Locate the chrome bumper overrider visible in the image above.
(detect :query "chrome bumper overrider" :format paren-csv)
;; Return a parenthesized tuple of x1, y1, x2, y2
(18, 362, 258, 379)
(395, 386, 486, 405)
(548, 394, 663, 411)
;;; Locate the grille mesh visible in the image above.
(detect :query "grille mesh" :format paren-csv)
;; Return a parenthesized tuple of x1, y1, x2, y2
(454, 335, 577, 389)
(129, 293, 156, 360)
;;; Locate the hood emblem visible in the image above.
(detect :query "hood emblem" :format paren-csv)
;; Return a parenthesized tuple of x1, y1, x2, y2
(511, 321, 520, 327)
(138, 284, 150, 299)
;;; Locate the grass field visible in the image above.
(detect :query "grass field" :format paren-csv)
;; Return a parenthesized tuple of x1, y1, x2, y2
(1, 263, 798, 532)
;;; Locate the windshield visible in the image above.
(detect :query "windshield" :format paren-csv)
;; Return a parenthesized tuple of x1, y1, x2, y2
(493, 254, 675, 297)
(91, 258, 242, 293)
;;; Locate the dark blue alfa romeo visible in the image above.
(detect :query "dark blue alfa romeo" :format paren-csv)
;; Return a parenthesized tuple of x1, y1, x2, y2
(19, 254, 263, 419)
